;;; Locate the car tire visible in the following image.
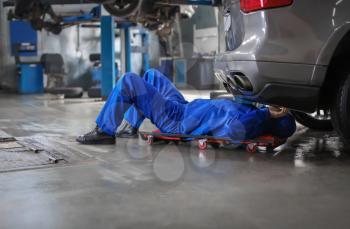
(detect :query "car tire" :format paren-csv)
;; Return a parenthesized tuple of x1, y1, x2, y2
(103, 0, 142, 17)
(87, 86, 101, 98)
(46, 87, 83, 99)
(291, 110, 333, 131)
(331, 69, 350, 145)
(89, 54, 101, 62)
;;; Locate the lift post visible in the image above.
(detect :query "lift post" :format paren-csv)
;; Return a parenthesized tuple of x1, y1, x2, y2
(100, 16, 116, 98)
(124, 26, 132, 73)
(141, 28, 150, 72)
(120, 23, 132, 74)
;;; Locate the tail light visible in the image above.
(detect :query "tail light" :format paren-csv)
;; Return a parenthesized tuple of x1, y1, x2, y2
(240, 0, 293, 13)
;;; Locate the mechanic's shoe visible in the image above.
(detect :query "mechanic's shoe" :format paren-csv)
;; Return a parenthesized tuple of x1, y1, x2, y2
(115, 119, 138, 138)
(76, 126, 115, 145)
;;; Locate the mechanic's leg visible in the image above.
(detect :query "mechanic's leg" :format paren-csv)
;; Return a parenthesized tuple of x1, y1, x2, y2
(123, 107, 144, 129)
(96, 72, 183, 136)
(124, 69, 187, 128)
(143, 68, 188, 103)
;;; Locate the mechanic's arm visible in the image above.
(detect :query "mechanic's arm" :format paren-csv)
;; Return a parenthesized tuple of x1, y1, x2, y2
(229, 106, 289, 140)
(268, 106, 289, 118)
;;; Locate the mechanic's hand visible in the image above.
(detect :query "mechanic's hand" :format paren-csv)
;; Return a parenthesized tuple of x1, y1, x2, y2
(268, 106, 289, 118)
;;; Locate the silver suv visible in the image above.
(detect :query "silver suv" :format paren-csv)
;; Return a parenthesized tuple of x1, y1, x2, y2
(214, 0, 350, 144)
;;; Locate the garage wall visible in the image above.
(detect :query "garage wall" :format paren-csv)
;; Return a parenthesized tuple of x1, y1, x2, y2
(0, 1, 16, 90)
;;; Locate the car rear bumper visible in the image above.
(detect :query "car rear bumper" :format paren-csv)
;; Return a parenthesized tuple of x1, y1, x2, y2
(246, 83, 319, 112)
(214, 60, 326, 112)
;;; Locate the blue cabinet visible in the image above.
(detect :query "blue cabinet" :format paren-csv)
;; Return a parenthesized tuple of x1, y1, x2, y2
(18, 64, 44, 94)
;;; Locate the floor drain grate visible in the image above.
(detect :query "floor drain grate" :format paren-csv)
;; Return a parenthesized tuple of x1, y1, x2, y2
(0, 130, 16, 142)
(0, 131, 67, 172)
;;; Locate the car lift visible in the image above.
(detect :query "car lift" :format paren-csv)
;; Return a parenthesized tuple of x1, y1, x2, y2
(4, 0, 220, 97)
(99, 0, 220, 97)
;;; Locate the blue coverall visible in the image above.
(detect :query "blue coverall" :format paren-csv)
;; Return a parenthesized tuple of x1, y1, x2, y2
(96, 69, 296, 141)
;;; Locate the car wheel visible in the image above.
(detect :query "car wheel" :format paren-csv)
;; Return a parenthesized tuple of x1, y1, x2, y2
(331, 70, 350, 145)
(46, 87, 83, 98)
(291, 110, 333, 131)
(87, 86, 101, 98)
(103, 0, 142, 17)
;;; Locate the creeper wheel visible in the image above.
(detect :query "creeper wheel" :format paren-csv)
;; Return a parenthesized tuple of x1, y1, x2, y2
(198, 139, 208, 150)
(147, 135, 154, 145)
(246, 143, 257, 153)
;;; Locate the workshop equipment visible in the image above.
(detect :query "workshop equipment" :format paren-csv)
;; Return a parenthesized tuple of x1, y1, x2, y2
(9, 20, 44, 94)
(88, 54, 119, 98)
(140, 130, 286, 153)
(40, 54, 83, 98)
(17, 64, 44, 94)
(9, 20, 37, 57)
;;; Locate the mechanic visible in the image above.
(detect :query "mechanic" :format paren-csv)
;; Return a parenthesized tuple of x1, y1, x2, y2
(76, 69, 296, 144)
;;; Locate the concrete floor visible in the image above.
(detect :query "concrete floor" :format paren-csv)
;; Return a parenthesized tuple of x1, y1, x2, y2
(1, 92, 350, 229)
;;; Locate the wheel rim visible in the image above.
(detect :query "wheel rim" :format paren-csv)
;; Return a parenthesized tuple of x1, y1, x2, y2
(309, 109, 332, 121)
(246, 144, 256, 153)
(111, 0, 133, 10)
(103, 0, 141, 17)
(198, 140, 207, 150)
(294, 109, 332, 121)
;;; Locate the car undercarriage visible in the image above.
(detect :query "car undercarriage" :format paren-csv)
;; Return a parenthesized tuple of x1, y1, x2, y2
(5, 0, 200, 36)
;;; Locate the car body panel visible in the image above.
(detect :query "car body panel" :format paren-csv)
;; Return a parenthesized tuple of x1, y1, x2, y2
(215, 60, 327, 91)
(215, 0, 350, 111)
(219, 0, 350, 65)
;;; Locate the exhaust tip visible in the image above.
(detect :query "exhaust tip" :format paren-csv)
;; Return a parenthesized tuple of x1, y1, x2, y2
(232, 74, 253, 92)
(214, 70, 253, 93)
(214, 70, 226, 83)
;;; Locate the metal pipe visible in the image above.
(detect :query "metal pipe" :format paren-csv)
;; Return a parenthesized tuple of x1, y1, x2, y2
(157, 0, 222, 6)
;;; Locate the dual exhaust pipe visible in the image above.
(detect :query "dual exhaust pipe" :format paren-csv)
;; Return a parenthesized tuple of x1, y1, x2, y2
(214, 70, 253, 93)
